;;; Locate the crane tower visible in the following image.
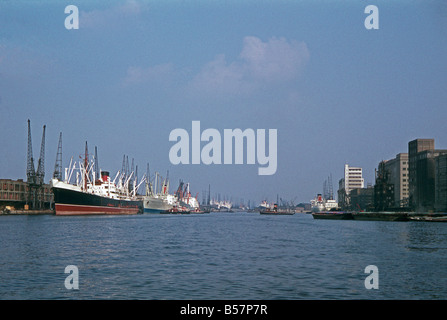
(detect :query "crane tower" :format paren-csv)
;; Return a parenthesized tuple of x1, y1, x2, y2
(26, 120, 46, 209)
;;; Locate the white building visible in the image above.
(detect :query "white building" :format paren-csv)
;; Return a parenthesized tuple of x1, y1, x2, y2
(343, 164, 364, 194)
(337, 164, 365, 210)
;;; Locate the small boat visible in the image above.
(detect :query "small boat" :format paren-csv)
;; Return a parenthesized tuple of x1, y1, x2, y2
(312, 211, 353, 220)
(161, 205, 190, 214)
(190, 208, 207, 214)
(260, 204, 295, 215)
(408, 215, 447, 222)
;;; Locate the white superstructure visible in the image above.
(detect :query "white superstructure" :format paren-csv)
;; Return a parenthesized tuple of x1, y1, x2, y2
(52, 154, 143, 201)
(143, 171, 178, 212)
(311, 194, 339, 212)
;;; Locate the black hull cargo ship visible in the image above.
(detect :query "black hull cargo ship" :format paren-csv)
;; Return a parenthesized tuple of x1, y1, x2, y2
(52, 180, 142, 215)
(51, 143, 143, 216)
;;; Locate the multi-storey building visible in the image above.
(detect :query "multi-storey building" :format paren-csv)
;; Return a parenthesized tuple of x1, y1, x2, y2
(374, 160, 394, 211)
(350, 186, 374, 211)
(374, 153, 409, 210)
(408, 139, 434, 210)
(338, 164, 365, 210)
(343, 164, 364, 193)
(435, 153, 447, 212)
(386, 153, 409, 207)
(408, 139, 447, 212)
(0, 179, 53, 210)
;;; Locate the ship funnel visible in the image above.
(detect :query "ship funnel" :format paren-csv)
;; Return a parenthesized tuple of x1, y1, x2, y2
(101, 171, 110, 182)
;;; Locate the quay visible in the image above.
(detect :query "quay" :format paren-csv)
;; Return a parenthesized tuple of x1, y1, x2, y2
(351, 211, 409, 221)
(1, 208, 55, 215)
(312, 211, 447, 222)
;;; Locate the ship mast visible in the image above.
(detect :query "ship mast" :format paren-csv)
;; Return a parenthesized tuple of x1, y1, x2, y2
(84, 141, 88, 191)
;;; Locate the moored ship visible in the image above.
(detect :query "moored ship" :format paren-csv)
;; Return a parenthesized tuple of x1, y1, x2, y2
(51, 143, 143, 215)
(310, 194, 339, 213)
(310, 194, 325, 213)
(144, 195, 177, 213)
(143, 171, 178, 213)
(175, 180, 201, 212)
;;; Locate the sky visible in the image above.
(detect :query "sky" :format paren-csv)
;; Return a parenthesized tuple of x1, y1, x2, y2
(0, 0, 446, 206)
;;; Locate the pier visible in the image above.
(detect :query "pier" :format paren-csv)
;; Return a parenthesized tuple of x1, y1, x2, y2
(312, 211, 447, 222)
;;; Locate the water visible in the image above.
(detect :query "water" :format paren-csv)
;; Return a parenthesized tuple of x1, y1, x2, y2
(0, 212, 446, 300)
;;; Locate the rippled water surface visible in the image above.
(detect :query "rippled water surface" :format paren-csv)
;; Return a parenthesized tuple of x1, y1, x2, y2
(1, 212, 446, 299)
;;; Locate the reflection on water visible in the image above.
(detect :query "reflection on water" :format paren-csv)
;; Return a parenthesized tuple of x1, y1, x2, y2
(0, 213, 446, 299)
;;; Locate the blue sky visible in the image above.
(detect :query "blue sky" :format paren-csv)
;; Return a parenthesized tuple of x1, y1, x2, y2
(1, 0, 446, 205)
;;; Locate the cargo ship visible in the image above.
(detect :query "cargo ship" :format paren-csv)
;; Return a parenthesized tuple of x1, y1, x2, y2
(51, 143, 143, 215)
(177, 182, 200, 212)
(143, 171, 178, 213)
(143, 194, 178, 213)
(310, 193, 338, 213)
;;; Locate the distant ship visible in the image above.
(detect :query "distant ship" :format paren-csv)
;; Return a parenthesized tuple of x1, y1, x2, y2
(310, 194, 338, 213)
(143, 175, 202, 213)
(260, 203, 295, 215)
(256, 200, 272, 212)
(176, 182, 200, 211)
(210, 199, 233, 212)
(259, 200, 270, 210)
(51, 143, 143, 215)
(143, 171, 177, 213)
(144, 193, 178, 213)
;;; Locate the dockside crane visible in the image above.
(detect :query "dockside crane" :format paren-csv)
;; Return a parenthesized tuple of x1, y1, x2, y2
(26, 119, 46, 210)
(53, 132, 63, 181)
(36, 125, 46, 185)
(26, 119, 36, 185)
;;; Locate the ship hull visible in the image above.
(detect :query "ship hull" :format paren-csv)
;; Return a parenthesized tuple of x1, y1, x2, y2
(260, 210, 295, 215)
(53, 185, 142, 216)
(312, 212, 353, 220)
(351, 212, 408, 221)
(143, 196, 175, 213)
